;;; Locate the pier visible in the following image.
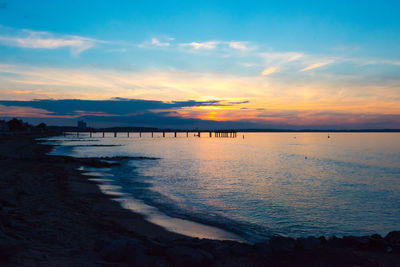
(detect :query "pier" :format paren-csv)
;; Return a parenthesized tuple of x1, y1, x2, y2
(66, 129, 238, 138)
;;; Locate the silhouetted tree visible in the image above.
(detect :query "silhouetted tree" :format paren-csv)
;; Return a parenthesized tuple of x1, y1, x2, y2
(37, 123, 47, 129)
(7, 118, 25, 131)
(35, 122, 47, 133)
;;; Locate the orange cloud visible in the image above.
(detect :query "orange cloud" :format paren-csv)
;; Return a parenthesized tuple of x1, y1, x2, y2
(13, 90, 32, 94)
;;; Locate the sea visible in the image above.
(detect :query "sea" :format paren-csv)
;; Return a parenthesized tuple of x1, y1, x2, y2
(42, 132, 400, 243)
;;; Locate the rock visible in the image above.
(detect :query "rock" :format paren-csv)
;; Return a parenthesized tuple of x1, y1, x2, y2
(327, 236, 345, 247)
(165, 246, 214, 266)
(371, 234, 382, 240)
(228, 242, 254, 256)
(94, 238, 110, 252)
(196, 239, 220, 252)
(199, 249, 214, 263)
(145, 239, 167, 255)
(297, 236, 322, 250)
(0, 196, 17, 208)
(99, 237, 146, 263)
(170, 238, 200, 248)
(368, 234, 388, 251)
(0, 238, 20, 259)
(385, 231, 400, 247)
(68, 249, 81, 256)
(269, 236, 296, 253)
(99, 239, 129, 262)
(28, 249, 48, 261)
(318, 236, 327, 245)
(212, 244, 231, 258)
(343, 236, 370, 249)
(1, 207, 15, 227)
(254, 242, 271, 254)
(126, 248, 154, 267)
(0, 229, 7, 240)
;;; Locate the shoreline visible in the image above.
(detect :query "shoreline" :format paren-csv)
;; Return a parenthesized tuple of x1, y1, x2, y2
(78, 165, 245, 242)
(0, 133, 399, 266)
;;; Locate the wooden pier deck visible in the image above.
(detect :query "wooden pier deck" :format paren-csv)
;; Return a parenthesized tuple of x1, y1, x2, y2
(66, 130, 238, 138)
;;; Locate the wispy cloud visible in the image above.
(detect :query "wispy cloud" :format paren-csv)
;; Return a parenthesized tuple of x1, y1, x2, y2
(260, 52, 304, 62)
(0, 26, 99, 55)
(151, 37, 171, 47)
(179, 40, 250, 51)
(227, 41, 249, 51)
(13, 90, 32, 94)
(180, 41, 220, 50)
(262, 66, 278, 76)
(137, 36, 174, 48)
(299, 61, 332, 72)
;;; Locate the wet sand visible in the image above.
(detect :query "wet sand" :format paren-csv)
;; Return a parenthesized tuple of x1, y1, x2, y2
(1, 133, 399, 266)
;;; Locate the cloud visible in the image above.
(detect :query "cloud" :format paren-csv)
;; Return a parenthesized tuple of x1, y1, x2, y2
(180, 41, 220, 50)
(0, 62, 271, 101)
(0, 104, 52, 117)
(151, 38, 170, 47)
(260, 52, 304, 62)
(1, 62, 400, 127)
(227, 41, 248, 51)
(0, 98, 261, 128)
(262, 67, 278, 76)
(179, 40, 251, 52)
(1, 99, 400, 129)
(13, 90, 32, 94)
(0, 98, 242, 117)
(0, 26, 98, 55)
(137, 36, 174, 48)
(258, 52, 306, 74)
(299, 61, 332, 72)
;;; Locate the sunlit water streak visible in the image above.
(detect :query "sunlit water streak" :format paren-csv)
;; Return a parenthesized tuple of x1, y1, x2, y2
(44, 132, 400, 242)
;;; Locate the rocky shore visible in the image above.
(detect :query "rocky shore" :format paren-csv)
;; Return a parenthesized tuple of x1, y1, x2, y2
(0, 133, 399, 266)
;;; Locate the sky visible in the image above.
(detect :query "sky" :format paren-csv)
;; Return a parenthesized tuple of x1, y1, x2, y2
(0, 0, 400, 129)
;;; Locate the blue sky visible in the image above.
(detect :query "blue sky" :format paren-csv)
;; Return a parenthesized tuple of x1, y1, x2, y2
(0, 0, 399, 128)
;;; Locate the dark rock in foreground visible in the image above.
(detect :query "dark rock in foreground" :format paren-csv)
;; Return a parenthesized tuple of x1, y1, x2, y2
(93, 232, 400, 266)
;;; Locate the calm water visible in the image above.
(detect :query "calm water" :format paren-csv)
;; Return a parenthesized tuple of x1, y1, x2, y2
(46, 132, 400, 242)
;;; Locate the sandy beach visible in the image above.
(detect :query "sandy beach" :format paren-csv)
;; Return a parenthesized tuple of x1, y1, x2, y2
(1, 133, 400, 266)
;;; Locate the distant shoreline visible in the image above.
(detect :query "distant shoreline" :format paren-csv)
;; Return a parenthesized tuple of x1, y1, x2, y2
(42, 126, 400, 135)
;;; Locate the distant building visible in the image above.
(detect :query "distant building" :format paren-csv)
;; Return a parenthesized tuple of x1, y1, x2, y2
(0, 120, 8, 131)
(77, 120, 87, 130)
